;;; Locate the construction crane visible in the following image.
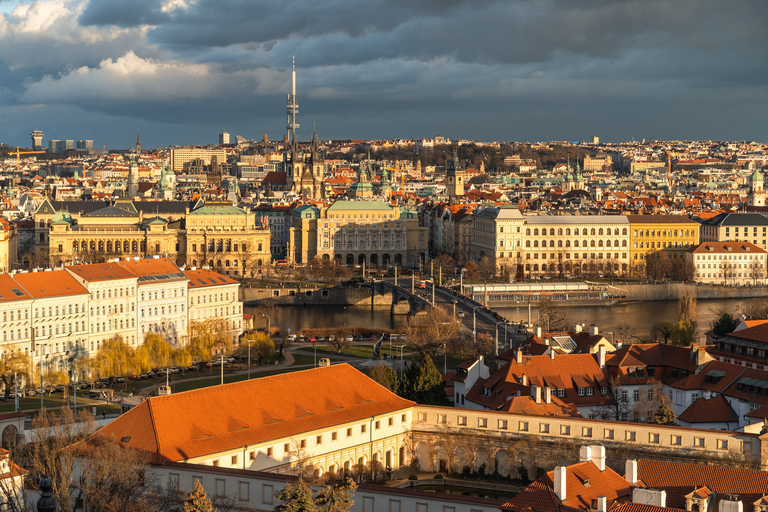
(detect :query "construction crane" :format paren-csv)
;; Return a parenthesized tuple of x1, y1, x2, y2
(13, 146, 46, 173)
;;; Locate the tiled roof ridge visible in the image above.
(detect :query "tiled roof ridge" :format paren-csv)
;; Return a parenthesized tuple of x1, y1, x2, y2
(145, 398, 162, 462)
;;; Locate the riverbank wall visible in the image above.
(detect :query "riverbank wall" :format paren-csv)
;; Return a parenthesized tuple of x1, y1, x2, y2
(241, 282, 767, 308)
(622, 283, 767, 302)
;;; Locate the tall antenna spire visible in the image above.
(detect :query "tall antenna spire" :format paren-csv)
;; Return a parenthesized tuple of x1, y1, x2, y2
(286, 54, 300, 159)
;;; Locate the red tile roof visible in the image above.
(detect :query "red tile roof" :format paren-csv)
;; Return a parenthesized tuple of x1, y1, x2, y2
(677, 394, 737, 424)
(184, 268, 239, 289)
(12, 270, 89, 298)
(114, 257, 186, 281)
(636, 459, 768, 510)
(65, 262, 137, 282)
(0, 275, 32, 303)
(93, 364, 414, 464)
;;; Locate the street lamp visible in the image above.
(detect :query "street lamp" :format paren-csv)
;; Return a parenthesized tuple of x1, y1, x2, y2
(261, 313, 271, 336)
(247, 338, 251, 380)
(472, 305, 482, 344)
(39, 349, 48, 411)
(343, 306, 347, 327)
(495, 321, 507, 356)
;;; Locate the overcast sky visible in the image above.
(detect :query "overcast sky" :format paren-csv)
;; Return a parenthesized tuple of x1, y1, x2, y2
(0, 0, 767, 150)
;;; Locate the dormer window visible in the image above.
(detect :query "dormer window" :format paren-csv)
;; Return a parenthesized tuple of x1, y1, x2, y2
(482, 387, 491, 396)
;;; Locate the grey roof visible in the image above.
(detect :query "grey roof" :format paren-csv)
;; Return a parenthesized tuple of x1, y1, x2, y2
(82, 205, 139, 218)
(523, 214, 629, 225)
(701, 212, 768, 227)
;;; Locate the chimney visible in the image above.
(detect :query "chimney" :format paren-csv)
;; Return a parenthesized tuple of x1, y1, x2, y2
(535, 326, 542, 338)
(579, 445, 592, 463)
(697, 345, 708, 365)
(550, 349, 555, 360)
(554, 466, 567, 501)
(574, 323, 583, 333)
(589, 324, 599, 336)
(516, 350, 523, 364)
(544, 337, 550, 346)
(625, 460, 638, 485)
(633, 489, 667, 508)
(544, 387, 552, 404)
(616, 339, 623, 349)
(591, 445, 606, 471)
(690, 342, 698, 359)
(598, 345, 606, 369)
(521, 373, 528, 386)
(531, 385, 542, 404)
(596, 496, 607, 512)
(720, 496, 743, 512)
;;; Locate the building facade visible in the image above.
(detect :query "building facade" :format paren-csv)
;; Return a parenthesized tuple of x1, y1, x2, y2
(627, 215, 700, 275)
(686, 242, 767, 286)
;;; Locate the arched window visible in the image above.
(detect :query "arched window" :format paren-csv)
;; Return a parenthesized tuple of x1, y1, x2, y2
(566, 240, 571, 248)
(574, 240, 580, 247)
(526, 240, 531, 248)
(550, 240, 555, 248)
(623, 228, 627, 235)
(583, 228, 588, 236)
(598, 240, 603, 247)
(598, 228, 604, 236)
(558, 240, 563, 247)
(526, 228, 531, 235)
(606, 240, 612, 247)
(591, 228, 596, 236)
(591, 240, 596, 247)
(566, 228, 571, 236)
(534, 240, 539, 248)
(534, 228, 539, 236)
(622, 240, 627, 247)
(558, 228, 563, 235)
(549, 228, 555, 236)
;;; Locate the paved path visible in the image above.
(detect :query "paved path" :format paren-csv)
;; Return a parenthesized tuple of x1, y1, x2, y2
(136, 349, 297, 398)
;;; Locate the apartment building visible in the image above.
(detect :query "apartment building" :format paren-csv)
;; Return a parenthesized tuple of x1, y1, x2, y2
(699, 212, 768, 252)
(686, 242, 767, 286)
(627, 214, 700, 275)
(65, 262, 139, 348)
(470, 205, 525, 263)
(185, 268, 243, 345)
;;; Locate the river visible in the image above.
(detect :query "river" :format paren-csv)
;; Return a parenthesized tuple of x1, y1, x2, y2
(245, 296, 768, 341)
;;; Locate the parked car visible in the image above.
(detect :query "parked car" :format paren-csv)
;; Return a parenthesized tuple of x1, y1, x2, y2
(345, 335, 354, 342)
(287, 334, 297, 342)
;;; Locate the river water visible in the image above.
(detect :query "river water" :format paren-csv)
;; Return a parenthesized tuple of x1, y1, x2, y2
(245, 296, 768, 341)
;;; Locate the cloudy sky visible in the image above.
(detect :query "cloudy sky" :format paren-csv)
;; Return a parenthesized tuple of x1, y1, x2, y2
(0, 0, 767, 150)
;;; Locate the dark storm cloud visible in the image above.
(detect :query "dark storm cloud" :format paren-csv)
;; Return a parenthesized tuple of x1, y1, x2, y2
(79, 0, 170, 27)
(3, 0, 768, 147)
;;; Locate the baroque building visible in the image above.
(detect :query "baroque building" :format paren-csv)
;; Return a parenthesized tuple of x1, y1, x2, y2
(30, 198, 271, 278)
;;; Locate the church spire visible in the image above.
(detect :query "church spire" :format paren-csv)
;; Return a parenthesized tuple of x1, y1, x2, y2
(136, 131, 141, 156)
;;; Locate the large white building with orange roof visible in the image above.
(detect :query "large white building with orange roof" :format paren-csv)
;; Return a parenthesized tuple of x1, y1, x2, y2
(12, 269, 90, 370)
(184, 268, 242, 345)
(65, 262, 139, 348)
(0, 275, 33, 358)
(114, 257, 190, 345)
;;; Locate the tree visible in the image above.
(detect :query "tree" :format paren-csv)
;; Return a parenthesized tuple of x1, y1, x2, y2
(462, 261, 479, 282)
(90, 335, 135, 379)
(537, 297, 567, 331)
(651, 321, 676, 344)
(187, 319, 233, 364)
(315, 478, 356, 512)
(367, 363, 399, 394)
(404, 306, 460, 360)
(256, 299, 280, 336)
(183, 481, 214, 512)
(233, 331, 275, 365)
(633, 379, 676, 425)
(477, 257, 497, 281)
(0, 351, 31, 400)
(719, 259, 735, 285)
(711, 311, 739, 337)
(675, 291, 697, 346)
(274, 479, 317, 512)
(402, 356, 448, 405)
(134, 333, 172, 373)
(645, 251, 671, 281)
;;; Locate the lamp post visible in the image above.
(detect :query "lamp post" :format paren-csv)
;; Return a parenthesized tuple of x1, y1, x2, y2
(495, 321, 506, 356)
(247, 339, 251, 380)
(261, 313, 271, 336)
(39, 351, 48, 411)
(343, 306, 347, 327)
(472, 305, 482, 344)
(220, 354, 225, 385)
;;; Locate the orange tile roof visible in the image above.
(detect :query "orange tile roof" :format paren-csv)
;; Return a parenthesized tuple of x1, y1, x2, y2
(12, 270, 89, 298)
(185, 268, 239, 289)
(65, 262, 137, 282)
(0, 275, 32, 303)
(93, 364, 414, 463)
(636, 459, 768, 510)
(505, 461, 632, 512)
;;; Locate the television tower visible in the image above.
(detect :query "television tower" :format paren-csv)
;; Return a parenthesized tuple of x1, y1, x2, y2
(30, 130, 44, 151)
(286, 54, 300, 159)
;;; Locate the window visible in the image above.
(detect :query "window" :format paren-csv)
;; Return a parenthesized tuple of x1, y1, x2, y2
(375, 420, 381, 429)
(361, 424, 367, 434)
(649, 433, 660, 444)
(540, 423, 550, 433)
(300, 440, 306, 448)
(671, 435, 682, 446)
(561, 425, 571, 435)
(718, 439, 729, 450)
(418, 412, 427, 422)
(437, 414, 447, 424)
(478, 418, 488, 428)
(215, 479, 226, 497)
(457, 416, 467, 426)
(238, 481, 250, 502)
(388, 417, 393, 426)
(582, 427, 593, 437)
(346, 428, 352, 437)
(316, 435, 322, 445)
(332, 432, 338, 441)
(516, 421, 525, 431)
(231, 455, 238, 465)
(604, 429, 614, 440)
(694, 437, 705, 447)
(626, 431, 636, 441)
(212, 459, 219, 467)
(284, 443, 289, 452)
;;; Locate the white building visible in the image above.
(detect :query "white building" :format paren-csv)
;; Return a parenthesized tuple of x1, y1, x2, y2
(0, 275, 33, 359)
(65, 262, 139, 348)
(185, 268, 243, 345)
(115, 257, 189, 345)
(687, 241, 768, 286)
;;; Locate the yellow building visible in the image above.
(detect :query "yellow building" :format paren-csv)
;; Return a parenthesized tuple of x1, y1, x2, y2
(33, 198, 271, 278)
(289, 200, 427, 268)
(627, 214, 700, 276)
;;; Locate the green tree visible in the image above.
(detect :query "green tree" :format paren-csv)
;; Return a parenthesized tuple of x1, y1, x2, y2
(404, 356, 448, 406)
(633, 379, 676, 425)
(274, 478, 317, 512)
(234, 332, 275, 365)
(675, 291, 697, 346)
(90, 335, 135, 378)
(316, 478, 356, 512)
(711, 311, 739, 337)
(366, 363, 400, 394)
(133, 333, 172, 373)
(183, 480, 214, 512)
(187, 319, 233, 365)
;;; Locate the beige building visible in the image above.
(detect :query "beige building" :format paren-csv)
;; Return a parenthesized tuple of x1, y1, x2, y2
(185, 268, 243, 346)
(170, 148, 227, 172)
(32, 198, 271, 278)
(687, 242, 767, 286)
(699, 212, 768, 252)
(627, 215, 700, 275)
(521, 215, 630, 276)
(289, 200, 427, 268)
(470, 205, 526, 264)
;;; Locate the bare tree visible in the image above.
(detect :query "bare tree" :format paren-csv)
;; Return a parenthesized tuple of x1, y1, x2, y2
(405, 306, 461, 360)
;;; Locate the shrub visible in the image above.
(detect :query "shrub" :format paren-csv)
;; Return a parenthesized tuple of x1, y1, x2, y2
(408, 475, 418, 481)
(434, 474, 443, 480)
